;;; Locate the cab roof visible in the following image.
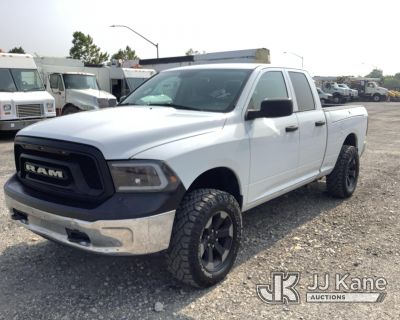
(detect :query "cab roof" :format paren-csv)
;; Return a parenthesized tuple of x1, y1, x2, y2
(164, 63, 306, 72)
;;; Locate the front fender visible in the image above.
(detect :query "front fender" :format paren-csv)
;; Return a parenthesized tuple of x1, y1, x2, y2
(132, 124, 251, 204)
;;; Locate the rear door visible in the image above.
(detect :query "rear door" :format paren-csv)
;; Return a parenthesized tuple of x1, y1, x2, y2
(288, 71, 327, 180)
(246, 69, 300, 205)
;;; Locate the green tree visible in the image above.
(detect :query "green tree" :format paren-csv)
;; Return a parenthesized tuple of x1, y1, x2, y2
(365, 69, 383, 79)
(383, 76, 400, 90)
(69, 31, 109, 64)
(111, 46, 138, 60)
(8, 46, 25, 54)
(394, 73, 400, 80)
(185, 48, 205, 56)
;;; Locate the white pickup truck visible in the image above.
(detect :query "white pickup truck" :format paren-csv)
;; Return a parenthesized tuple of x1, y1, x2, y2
(4, 64, 368, 288)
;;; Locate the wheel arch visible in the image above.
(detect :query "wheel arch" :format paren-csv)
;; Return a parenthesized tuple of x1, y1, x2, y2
(343, 132, 357, 148)
(62, 103, 79, 112)
(186, 167, 243, 209)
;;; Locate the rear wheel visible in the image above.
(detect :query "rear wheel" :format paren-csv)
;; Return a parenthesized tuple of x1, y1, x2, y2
(62, 105, 80, 115)
(166, 189, 242, 288)
(326, 145, 359, 198)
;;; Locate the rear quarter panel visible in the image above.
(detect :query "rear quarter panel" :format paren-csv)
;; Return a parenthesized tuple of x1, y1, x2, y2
(321, 105, 368, 174)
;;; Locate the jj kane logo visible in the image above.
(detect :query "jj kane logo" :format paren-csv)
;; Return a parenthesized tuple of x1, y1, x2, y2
(257, 272, 301, 304)
(257, 272, 387, 305)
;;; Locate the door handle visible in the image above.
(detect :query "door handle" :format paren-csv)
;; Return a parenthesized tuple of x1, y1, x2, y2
(315, 120, 326, 126)
(285, 125, 298, 132)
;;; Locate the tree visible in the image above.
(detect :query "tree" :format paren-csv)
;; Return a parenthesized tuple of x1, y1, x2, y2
(69, 31, 109, 64)
(8, 46, 25, 54)
(365, 68, 383, 79)
(111, 46, 138, 60)
(394, 73, 400, 80)
(383, 76, 400, 90)
(185, 48, 205, 56)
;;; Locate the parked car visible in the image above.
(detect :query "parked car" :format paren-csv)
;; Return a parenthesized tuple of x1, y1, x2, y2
(4, 64, 368, 288)
(317, 87, 332, 105)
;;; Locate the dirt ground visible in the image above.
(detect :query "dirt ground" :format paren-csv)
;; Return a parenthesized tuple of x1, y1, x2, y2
(0, 102, 399, 320)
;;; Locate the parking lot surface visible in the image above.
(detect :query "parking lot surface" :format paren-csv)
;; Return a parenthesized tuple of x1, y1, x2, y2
(0, 102, 399, 320)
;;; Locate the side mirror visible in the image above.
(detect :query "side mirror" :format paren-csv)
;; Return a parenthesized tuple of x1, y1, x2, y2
(246, 99, 293, 120)
(119, 95, 127, 103)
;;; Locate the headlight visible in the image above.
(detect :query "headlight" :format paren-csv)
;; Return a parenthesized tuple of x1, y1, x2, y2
(46, 102, 54, 112)
(3, 104, 12, 112)
(108, 160, 180, 192)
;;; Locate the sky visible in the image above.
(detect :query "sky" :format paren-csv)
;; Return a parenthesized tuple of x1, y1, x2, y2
(1, 0, 399, 77)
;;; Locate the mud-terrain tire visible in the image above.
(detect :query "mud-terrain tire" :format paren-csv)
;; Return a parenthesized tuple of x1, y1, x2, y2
(327, 145, 359, 198)
(166, 189, 242, 288)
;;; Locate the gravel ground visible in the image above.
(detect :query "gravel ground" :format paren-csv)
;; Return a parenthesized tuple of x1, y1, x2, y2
(0, 102, 399, 320)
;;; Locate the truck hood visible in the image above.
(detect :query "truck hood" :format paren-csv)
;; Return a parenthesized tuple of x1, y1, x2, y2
(377, 87, 388, 94)
(18, 106, 227, 159)
(66, 89, 116, 110)
(0, 90, 54, 104)
(67, 88, 116, 100)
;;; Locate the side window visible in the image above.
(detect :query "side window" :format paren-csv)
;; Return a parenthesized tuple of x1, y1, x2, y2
(289, 72, 315, 112)
(248, 71, 288, 110)
(49, 74, 63, 91)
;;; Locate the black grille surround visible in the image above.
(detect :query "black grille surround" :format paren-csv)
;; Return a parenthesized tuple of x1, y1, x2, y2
(14, 136, 115, 208)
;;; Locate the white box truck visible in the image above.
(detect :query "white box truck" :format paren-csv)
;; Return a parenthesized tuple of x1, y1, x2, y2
(0, 53, 55, 130)
(138, 48, 271, 72)
(35, 57, 117, 115)
(84, 65, 156, 101)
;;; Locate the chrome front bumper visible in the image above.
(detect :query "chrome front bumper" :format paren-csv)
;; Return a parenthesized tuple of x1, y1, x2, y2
(5, 194, 175, 255)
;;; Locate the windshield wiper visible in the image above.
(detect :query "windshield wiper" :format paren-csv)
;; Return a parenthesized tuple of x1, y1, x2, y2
(146, 103, 201, 111)
(118, 102, 202, 111)
(25, 87, 44, 92)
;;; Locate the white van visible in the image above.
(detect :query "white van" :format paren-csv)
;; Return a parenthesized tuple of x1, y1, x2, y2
(0, 53, 55, 130)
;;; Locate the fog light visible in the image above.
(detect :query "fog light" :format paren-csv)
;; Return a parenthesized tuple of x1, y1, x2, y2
(3, 104, 11, 112)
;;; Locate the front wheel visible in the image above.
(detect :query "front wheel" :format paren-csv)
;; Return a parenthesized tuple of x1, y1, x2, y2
(166, 189, 242, 288)
(372, 94, 381, 102)
(326, 145, 359, 198)
(62, 105, 80, 115)
(332, 95, 341, 104)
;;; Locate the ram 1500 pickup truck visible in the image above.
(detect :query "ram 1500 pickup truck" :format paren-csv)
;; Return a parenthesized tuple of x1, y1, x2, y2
(4, 64, 368, 288)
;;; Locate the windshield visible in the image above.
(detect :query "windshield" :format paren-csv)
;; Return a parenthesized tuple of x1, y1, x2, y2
(126, 77, 148, 91)
(121, 68, 252, 113)
(0, 68, 45, 92)
(63, 74, 99, 90)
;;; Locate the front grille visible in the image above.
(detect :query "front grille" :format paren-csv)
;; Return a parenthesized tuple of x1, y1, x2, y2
(109, 99, 117, 107)
(14, 136, 114, 207)
(97, 98, 109, 108)
(97, 98, 117, 108)
(16, 104, 43, 118)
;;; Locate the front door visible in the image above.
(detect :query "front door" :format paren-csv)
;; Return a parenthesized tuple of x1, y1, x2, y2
(246, 69, 300, 205)
(49, 73, 65, 115)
